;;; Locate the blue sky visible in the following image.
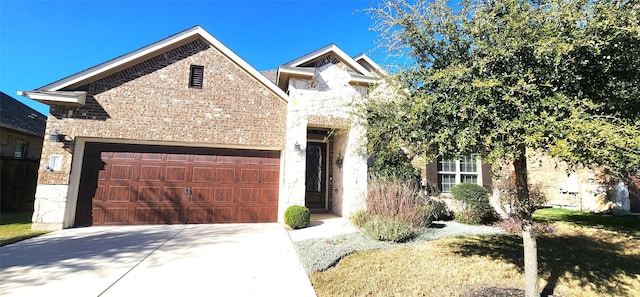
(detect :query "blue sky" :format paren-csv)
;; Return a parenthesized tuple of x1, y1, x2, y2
(0, 0, 384, 115)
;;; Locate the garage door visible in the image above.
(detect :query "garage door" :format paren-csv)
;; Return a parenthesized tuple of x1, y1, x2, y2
(75, 143, 280, 226)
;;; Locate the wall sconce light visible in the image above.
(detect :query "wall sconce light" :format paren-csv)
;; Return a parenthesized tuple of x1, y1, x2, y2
(335, 153, 344, 169)
(50, 130, 65, 143)
(294, 141, 303, 152)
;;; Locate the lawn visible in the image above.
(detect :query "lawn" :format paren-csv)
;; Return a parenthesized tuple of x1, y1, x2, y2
(310, 208, 640, 297)
(0, 211, 49, 246)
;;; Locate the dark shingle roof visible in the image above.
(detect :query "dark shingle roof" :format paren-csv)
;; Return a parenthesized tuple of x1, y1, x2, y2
(260, 70, 278, 84)
(0, 92, 47, 137)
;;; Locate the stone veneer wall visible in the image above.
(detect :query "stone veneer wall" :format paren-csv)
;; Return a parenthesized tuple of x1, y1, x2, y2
(280, 63, 369, 219)
(33, 38, 287, 230)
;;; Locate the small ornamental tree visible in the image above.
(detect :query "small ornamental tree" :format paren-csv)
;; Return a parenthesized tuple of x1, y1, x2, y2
(362, 1, 640, 296)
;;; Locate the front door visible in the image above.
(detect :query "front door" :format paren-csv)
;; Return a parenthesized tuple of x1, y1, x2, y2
(305, 142, 327, 210)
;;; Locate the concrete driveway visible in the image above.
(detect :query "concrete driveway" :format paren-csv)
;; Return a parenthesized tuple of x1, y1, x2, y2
(0, 224, 316, 297)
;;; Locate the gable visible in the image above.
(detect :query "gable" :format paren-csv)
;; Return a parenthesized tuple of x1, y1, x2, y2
(41, 35, 287, 149)
(275, 44, 383, 91)
(18, 26, 287, 106)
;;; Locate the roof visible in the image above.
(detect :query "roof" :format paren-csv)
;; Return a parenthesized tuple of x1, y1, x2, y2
(18, 26, 289, 105)
(276, 44, 385, 90)
(0, 92, 47, 137)
(260, 70, 278, 84)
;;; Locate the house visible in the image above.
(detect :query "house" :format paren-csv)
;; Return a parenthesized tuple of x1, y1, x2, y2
(0, 92, 47, 211)
(424, 152, 639, 215)
(17, 26, 383, 230)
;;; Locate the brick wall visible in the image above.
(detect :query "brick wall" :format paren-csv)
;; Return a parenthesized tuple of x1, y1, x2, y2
(39, 38, 287, 185)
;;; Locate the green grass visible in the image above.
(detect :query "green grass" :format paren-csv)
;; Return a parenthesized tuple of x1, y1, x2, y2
(0, 211, 49, 246)
(533, 207, 640, 234)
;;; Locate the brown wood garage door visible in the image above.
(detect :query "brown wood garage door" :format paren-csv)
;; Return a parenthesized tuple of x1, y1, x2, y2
(75, 143, 280, 226)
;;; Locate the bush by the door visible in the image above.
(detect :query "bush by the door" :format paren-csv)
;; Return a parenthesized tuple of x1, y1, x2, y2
(284, 205, 311, 229)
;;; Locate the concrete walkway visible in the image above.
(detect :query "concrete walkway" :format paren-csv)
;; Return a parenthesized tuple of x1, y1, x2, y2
(0, 224, 316, 297)
(288, 213, 359, 242)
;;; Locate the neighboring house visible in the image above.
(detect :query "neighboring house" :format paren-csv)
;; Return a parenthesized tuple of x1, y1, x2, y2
(424, 152, 638, 215)
(0, 92, 47, 211)
(17, 26, 382, 230)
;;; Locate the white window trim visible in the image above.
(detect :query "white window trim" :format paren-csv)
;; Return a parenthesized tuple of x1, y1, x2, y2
(48, 155, 63, 171)
(438, 155, 483, 193)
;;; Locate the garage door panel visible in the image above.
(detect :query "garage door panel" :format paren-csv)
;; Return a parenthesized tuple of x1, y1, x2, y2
(192, 167, 213, 182)
(141, 153, 163, 161)
(112, 152, 135, 160)
(160, 208, 183, 223)
(193, 155, 215, 163)
(213, 207, 233, 223)
(83, 143, 279, 225)
(94, 186, 106, 201)
(241, 169, 260, 183)
(215, 168, 236, 183)
(163, 187, 184, 202)
(237, 207, 258, 223)
(190, 187, 210, 202)
(109, 165, 134, 180)
(186, 208, 212, 223)
(260, 189, 278, 202)
(167, 154, 189, 162)
(92, 207, 104, 223)
(261, 170, 279, 183)
(216, 155, 237, 163)
(140, 166, 163, 181)
(104, 208, 128, 224)
(260, 207, 278, 222)
(135, 208, 158, 224)
(107, 186, 132, 202)
(137, 186, 161, 202)
(214, 188, 234, 202)
(165, 166, 186, 182)
(240, 188, 259, 202)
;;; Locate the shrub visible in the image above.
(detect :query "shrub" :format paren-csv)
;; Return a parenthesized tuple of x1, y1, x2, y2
(349, 209, 369, 228)
(370, 145, 422, 186)
(356, 177, 437, 242)
(284, 205, 310, 229)
(362, 215, 414, 242)
(493, 217, 556, 235)
(367, 177, 432, 229)
(424, 197, 454, 221)
(450, 183, 493, 225)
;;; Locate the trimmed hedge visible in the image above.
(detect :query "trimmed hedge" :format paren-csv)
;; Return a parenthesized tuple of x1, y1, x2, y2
(284, 205, 310, 229)
(450, 183, 493, 225)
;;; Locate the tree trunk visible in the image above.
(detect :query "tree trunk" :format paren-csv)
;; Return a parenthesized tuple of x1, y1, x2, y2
(513, 145, 539, 297)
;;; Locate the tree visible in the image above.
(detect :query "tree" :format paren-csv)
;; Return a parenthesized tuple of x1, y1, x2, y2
(362, 0, 640, 296)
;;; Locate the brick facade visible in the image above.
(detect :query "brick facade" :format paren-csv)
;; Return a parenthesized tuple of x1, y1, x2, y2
(39, 38, 287, 185)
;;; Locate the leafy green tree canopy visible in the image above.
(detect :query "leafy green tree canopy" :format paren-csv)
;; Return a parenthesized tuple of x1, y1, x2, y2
(363, 1, 639, 296)
(364, 0, 640, 174)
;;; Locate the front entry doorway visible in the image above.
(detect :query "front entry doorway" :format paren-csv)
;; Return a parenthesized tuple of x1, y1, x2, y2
(305, 142, 327, 210)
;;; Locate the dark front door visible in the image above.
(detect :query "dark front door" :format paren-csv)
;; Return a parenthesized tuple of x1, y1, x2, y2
(305, 142, 327, 210)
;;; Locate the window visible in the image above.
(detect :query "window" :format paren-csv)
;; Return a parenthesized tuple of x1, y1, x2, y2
(437, 154, 481, 193)
(48, 155, 63, 171)
(189, 65, 204, 89)
(14, 141, 27, 158)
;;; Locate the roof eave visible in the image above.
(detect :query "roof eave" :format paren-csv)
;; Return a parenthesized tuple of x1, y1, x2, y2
(17, 90, 87, 106)
(277, 66, 381, 88)
(32, 26, 289, 103)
